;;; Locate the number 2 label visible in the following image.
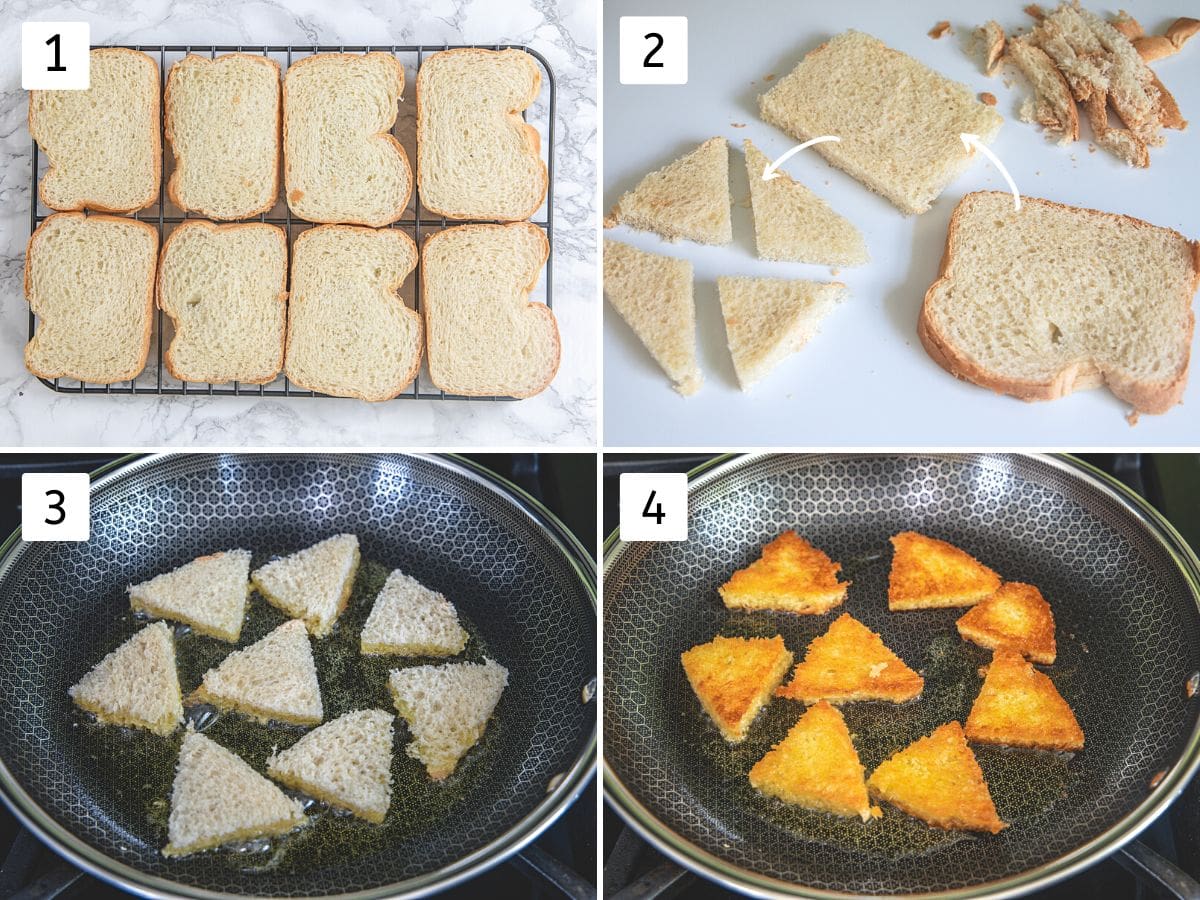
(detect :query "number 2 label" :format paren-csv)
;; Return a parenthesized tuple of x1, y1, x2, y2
(619, 17, 687, 85)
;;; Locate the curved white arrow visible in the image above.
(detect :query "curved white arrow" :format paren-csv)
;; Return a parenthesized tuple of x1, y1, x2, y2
(961, 133, 1020, 211)
(761, 136, 841, 181)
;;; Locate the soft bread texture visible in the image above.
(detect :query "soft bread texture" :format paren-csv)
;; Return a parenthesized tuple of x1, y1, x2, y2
(680, 635, 793, 743)
(956, 582, 1057, 664)
(164, 727, 307, 857)
(1007, 36, 1079, 144)
(69, 622, 183, 736)
(888, 531, 1001, 610)
(603, 239, 701, 396)
(920, 191, 1200, 416)
(25, 212, 158, 384)
(361, 569, 468, 657)
(166, 54, 281, 219)
(129, 550, 252, 643)
(743, 140, 867, 265)
(30, 48, 160, 213)
(749, 701, 880, 821)
(389, 658, 508, 779)
(191, 619, 324, 725)
(966, 650, 1084, 751)
(759, 31, 1003, 215)
(158, 221, 287, 385)
(251, 534, 360, 638)
(718, 531, 849, 614)
(421, 223, 559, 397)
(417, 49, 547, 221)
(283, 52, 411, 226)
(718, 276, 846, 391)
(285, 225, 421, 401)
(267, 709, 395, 823)
(605, 138, 732, 244)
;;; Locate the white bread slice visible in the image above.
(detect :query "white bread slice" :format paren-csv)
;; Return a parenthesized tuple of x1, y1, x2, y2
(163, 727, 307, 857)
(605, 138, 732, 245)
(361, 570, 468, 657)
(603, 240, 701, 396)
(191, 619, 323, 725)
(251, 534, 360, 638)
(920, 191, 1200, 415)
(129, 550, 252, 643)
(283, 52, 411, 226)
(267, 709, 394, 823)
(158, 221, 287, 385)
(30, 48, 160, 213)
(388, 657, 508, 780)
(69, 622, 183, 736)
(718, 276, 846, 391)
(421, 223, 559, 398)
(743, 140, 867, 265)
(285, 225, 421, 401)
(1007, 36, 1079, 144)
(165, 54, 281, 219)
(417, 49, 547, 221)
(759, 31, 1003, 215)
(25, 212, 158, 384)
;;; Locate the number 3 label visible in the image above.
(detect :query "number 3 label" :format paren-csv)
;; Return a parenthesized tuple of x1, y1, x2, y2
(22, 22, 90, 90)
(619, 473, 688, 541)
(21, 473, 90, 541)
(619, 17, 687, 85)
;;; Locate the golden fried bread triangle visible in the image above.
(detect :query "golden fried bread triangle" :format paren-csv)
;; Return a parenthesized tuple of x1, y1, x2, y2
(888, 531, 1001, 610)
(966, 649, 1084, 751)
(957, 582, 1056, 663)
(719, 531, 849, 614)
(681, 634, 792, 743)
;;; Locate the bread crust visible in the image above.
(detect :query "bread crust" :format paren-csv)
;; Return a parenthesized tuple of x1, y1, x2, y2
(919, 191, 1199, 415)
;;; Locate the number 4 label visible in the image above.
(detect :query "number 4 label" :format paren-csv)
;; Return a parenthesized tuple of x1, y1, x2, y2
(22, 22, 90, 90)
(619, 473, 688, 541)
(21, 473, 90, 541)
(619, 17, 687, 85)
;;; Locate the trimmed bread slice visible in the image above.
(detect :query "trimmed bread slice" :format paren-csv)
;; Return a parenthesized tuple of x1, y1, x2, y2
(919, 191, 1200, 416)
(165, 54, 281, 219)
(603, 240, 701, 396)
(759, 31, 1003, 215)
(251, 534, 360, 638)
(605, 137, 732, 244)
(867, 722, 1007, 833)
(158, 221, 287, 385)
(956, 582, 1057, 664)
(25, 212, 158, 384)
(965, 649, 1084, 751)
(421, 223, 559, 398)
(888, 531, 1002, 610)
(267, 709, 395, 823)
(717, 276, 846, 391)
(718, 531, 849, 614)
(283, 52, 411, 226)
(30, 47, 160, 213)
(285, 225, 421, 401)
(388, 658, 508, 779)
(743, 140, 867, 264)
(361, 570, 468, 657)
(749, 701, 881, 821)
(163, 727, 307, 857)
(69, 622, 183, 736)
(680, 635, 793, 743)
(417, 49, 547, 221)
(129, 550, 252, 643)
(191, 619, 323, 725)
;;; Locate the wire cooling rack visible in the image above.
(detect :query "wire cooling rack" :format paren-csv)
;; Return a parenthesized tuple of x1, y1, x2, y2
(27, 43, 556, 402)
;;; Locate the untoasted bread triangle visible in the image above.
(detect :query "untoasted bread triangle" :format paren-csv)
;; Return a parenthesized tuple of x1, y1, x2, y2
(69, 621, 183, 736)
(361, 570, 468, 656)
(966, 650, 1084, 751)
(251, 534, 360, 637)
(776, 613, 923, 703)
(749, 701, 880, 821)
(957, 582, 1057, 663)
(129, 550, 251, 642)
(868, 722, 1007, 833)
(719, 531, 848, 613)
(888, 531, 1001, 610)
(681, 635, 793, 743)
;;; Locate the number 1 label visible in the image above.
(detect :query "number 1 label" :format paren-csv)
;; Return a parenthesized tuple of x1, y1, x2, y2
(22, 22, 90, 90)
(619, 473, 687, 541)
(619, 17, 687, 85)
(21, 473, 90, 541)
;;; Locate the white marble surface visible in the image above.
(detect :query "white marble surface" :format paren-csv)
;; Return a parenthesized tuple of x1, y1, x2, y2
(0, 0, 597, 448)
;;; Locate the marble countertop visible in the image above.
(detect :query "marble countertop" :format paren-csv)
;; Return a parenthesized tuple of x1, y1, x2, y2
(0, 0, 596, 448)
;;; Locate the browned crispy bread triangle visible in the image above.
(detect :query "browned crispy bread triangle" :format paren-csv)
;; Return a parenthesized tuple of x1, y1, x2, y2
(966, 650, 1084, 751)
(681, 635, 792, 743)
(888, 531, 1001, 610)
(719, 531, 849, 614)
(957, 582, 1056, 663)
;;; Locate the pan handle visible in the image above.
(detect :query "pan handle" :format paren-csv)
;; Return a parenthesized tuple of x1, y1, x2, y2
(1115, 841, 1200, 900)
(515, 844, 596, 899)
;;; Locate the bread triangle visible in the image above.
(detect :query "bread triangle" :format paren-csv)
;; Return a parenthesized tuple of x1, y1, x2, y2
(956, 582, 1057, 663)
(743, 140, 868, 264)
(888, 531, 1001, 610)
(69, 621, 183, 736)
(163, 727, 307, 856)
(251, 534, 360, 637)
(966, 649, 1084, 751)
(361, 569, 468, 656)
(681, 635, 793, 743)
(129, 550, 252, 643)
(606, 137, 732, 245)
(192, 619, 323, 725)
(717, 277, 846, 390)
(776, 613, 923, 703)
(867, 722, 1007, 833)
(749, 701, 880, 821)
(719, 531, 848, 613)
(267, 709, 394, 823)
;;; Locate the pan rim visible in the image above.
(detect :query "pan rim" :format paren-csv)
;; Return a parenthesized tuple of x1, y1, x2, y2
(602, 451, 1200, 900)
(0, 451, 597, 900)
